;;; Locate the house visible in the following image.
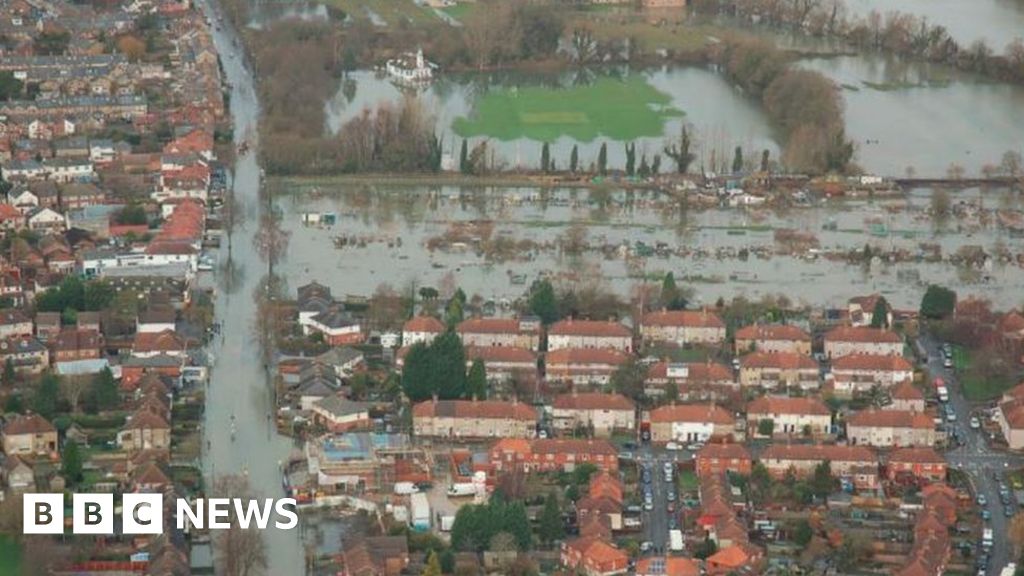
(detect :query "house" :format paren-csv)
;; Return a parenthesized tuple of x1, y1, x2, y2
(2, 413, 57, 456)
(548, 319, 633, 352)
(746, 396, 831, 438)
(706, 543, 763, 576)
(846, 409, 937, 447)
(0, 203, 23, 230)
(738, 351, 819, 391)
(830, 353, 914, 395)
(117, 408, 171, 452)
(577, 472, 624, 532)
(889, 380, 927, 413)
(644, 360, 736, 400)
(848, 294, 892, 328)
(50, 328, 101, 363)
(635, 557, 700, 576)
(897, 484, 956, 576)
(26, 207, 66, 231)
(887, 447, 946, 482)
(994, 385, 1024, 450)
(0, 336, 50, 374)
(456, 317, 541, 350)
(402, 315, 445, 347)
(759, 444, 878, 489)
(545, 348, 629, 386)
(311, 395, 373, 433)
(640, 309, 726, 347)
(137, 306, 176, 333)
(315, 346, 365, 377)
(2, 455, 35, 492)
(489, 438, 619, 473)
(463, 346, 537, 383)
(133, 329, 187, 358)
(296, 281, 333, 328)
(648, 403, 737, 444)
(0, 309, 33, 339)
(561, 537, 629, 576)
(306, 310, 363, 346)
(696, 443, 752, 477)
(823, 326, 903, 358)
(340, 536, 410, 576)
(294, 363, 342, 410)
(413, 398, 537, 439)
(551, 392, 635, 437)
(59, 182, 104, 209)
(734, 324, 811, 355)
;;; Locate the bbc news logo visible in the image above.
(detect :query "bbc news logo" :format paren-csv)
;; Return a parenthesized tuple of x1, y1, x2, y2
(24, 494, 298, 534)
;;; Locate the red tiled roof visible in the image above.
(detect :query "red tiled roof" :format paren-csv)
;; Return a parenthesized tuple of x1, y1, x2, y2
(649, 403, 733, 424)
(0, 203, 21, 221)
(747, 396, 830, 416)
(412, 399, 537, 420)
(889, 447, 945, 465)
(403, 315, 445, 334)
(552, 392, 635, 411)
(52, 328, 100, 352)
(637, 557, 700, 576)
(3, 413, 55, 435)
(457, 317, 532, 335)
(760, 443, 876, 463)
(735, 324, 810, 342)
(122, 409, 170, 431)
(892, 380, 925, 400)
(848, 408, 933, 429)
(741, 351, 817, 370)
(530, 438, 618, 456)
(825, 326, 902, 344)
(832, 354, 913, 372)
(133, 329, 186, 354)
(697, 442, 751, 461)
(549, 319, 631, 338)
(643, 309, 724, 329)
(464, 345, 536, 364)
(545, 347, 630, 366)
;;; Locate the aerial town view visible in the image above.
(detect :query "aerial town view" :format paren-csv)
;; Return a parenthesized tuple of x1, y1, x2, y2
(1, 0, 1024, 573)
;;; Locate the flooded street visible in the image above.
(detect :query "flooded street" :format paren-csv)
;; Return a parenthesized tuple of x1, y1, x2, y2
(277, 184, 1024, 312)
(200, 0, 305, 572)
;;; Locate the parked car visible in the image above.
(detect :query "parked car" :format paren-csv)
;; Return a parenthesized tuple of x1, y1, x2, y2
(977, 494, 988, 507)
(686, 442, 705, 452)
(666, 442, 682, 451)
(970, 417, 981, 429)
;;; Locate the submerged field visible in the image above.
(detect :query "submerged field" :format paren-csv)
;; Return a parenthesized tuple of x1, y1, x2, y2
(452, 75, 683, 142)
(0, 536, 21, 574)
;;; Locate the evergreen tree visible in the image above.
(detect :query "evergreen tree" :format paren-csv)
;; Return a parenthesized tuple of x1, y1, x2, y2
(664, 125, 696, 173)
(33, 373, 60, 420)
(401, 343, 434, 401)
(638, 153, 650, 178)
(430, 331, 467, 399)
(527, 279, 560, 325)
(459, 139, 469, 174)
(597, 142, 607, 175)
(570, 145, 579, 173)
(445, 297, 464, 328)
(467, 359, 487, 400)
(625, 142, 636, 176)
(538, 492, 564, 546)
(870, 296, 890, 328)
(62, 440, 83, 485)
(920, 285, 956, 319)
(541, 142, 550, 173)
(652, 154, 661, 175)
(732, 146, 743, 173)
(89, 366, 119, 413)
(422, 550, 442, 576)
(2, 357, 14, 387)
(661, 272, 686, 310)
(761, 149, 770, 172)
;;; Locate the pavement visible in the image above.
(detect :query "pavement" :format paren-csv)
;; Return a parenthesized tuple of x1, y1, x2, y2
(921, 335, 1024, 574)
(637, 447, 695, 553)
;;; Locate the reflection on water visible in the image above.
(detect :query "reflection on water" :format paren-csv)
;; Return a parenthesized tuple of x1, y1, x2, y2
(844, 0, 1024, 48)
(246, 1, 328, 29)
(276, 184, 1024, 311)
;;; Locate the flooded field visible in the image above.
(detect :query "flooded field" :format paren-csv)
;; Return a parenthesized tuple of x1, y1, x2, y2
(845, 0, 1024, 48)
(275, 183, 1024, 311)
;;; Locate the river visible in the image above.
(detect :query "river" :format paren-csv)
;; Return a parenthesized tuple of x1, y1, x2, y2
(198, 0, 306, 572)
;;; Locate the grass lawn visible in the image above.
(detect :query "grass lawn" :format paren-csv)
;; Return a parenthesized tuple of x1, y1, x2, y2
(0, 535, 22, 575)
(678, 470, 699, 492)
(439, 1, 473, 21)
(953, 345, 1015, 401)
(327, 0, 436, 26)
(453, 75, 683, 142)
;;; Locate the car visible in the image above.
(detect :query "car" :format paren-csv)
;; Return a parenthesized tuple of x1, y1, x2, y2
(641, 469, 652, 484)
(663, 462, 674, 474)
(668, 516, 678, 530)
(640, 541, 653, 553)
(667, 502, 676, 513)
(944, 357, 954, 368)
(641, 429, 651, 442)
(643, 500, 654, 511)
(977, 494, 988, 506)
(686, 442, 705, 452)
(946, 406, 958, 422)
(970, 417, 981, 429)
(666, 442, 682, 451)
(981, 509, 991, 520)
(667, 490, 677, 502)
(1006, 506, 1016, 518)
(732, 358, 741, 370)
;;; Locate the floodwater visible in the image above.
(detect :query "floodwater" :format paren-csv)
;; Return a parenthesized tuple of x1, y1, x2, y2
(276, 184, 1024, 312)
(324, 61, 1024, 178)
(844, 0, 1024, 49)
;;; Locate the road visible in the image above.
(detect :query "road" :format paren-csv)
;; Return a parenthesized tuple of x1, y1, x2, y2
(920, 335, 1024, 574)
(638, 448, 690, 553)
(197, 1, 304, 573)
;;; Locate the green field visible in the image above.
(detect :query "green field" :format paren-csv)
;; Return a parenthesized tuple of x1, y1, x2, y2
(953, 345, 1015, 401)
(439, 2, 473, 21)
(453, 75, 683, 142)
(0, 536, 22, 574)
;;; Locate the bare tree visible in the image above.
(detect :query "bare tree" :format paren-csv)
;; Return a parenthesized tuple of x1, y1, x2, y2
(211, 475, 269, 576)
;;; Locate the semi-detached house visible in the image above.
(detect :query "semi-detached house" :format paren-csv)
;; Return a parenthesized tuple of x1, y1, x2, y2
(412, 398, 537, 439)
(824, 326, 904, 358)
(456, 317, 541, 350)
(648, 403, 737, 444)
(830, 353, 914, 395)
(746, 396, 831, 438)
(640, 309, 726, 347)
(759, 444, 878, 489)
(846, 408, 937, 447)
(734, 324, 811, 355)
(738, 351, 819, 391)
(547, 319, 633, 352)
(551, 392, 635, 437)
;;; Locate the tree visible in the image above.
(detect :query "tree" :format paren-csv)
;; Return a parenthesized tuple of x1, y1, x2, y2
(597, 142, 608, 175)
(651, 154, 661, 175)
(810, 461, 835, 498)
(89, 367, 119, 413)
(402, 343, 434, 401)
(757, 418, 775, 437)
(401, 331, 468, 401)
(761, 149, 770, 172)
(423, 550, 442, 576)
(661, 272, 687, 310)
(870, 296, 890, 328)
(570, 145, 578, 173)
(538, 492, 564, 546)
(33, 373, 60, 420)
(610, 360, 647, 404)
(62, 440, 83, 485)
(794, 519, 813, 546)
(0, 71, 24, 101)
(116, 34, 147, 61)
(665, 382, 679, 402)
(625, 142, 636, 176)
(445, 297, 464, 328)
(638, 154, 650, 178)
(664, 125, 696, 174)
(527, 279, 560, 325)
(83, 280, 115, 311)
(1001, 150, 1023, 178)
(2, 358, 14, 387)
(732, 146, 744, 173)
(467, 359, 487, 400)
(459, 139, 469, 174)
(541, 142, 551, 173)
(211, 475, 269, 576)
(693, 536, 718, 559)
(920, 284, 957, 319)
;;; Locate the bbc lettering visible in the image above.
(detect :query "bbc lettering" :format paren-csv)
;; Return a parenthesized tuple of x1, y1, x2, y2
(24, 494, 298, 535)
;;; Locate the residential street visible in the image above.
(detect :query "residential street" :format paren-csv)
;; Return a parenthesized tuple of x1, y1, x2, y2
(921, 335, 1024, 574)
